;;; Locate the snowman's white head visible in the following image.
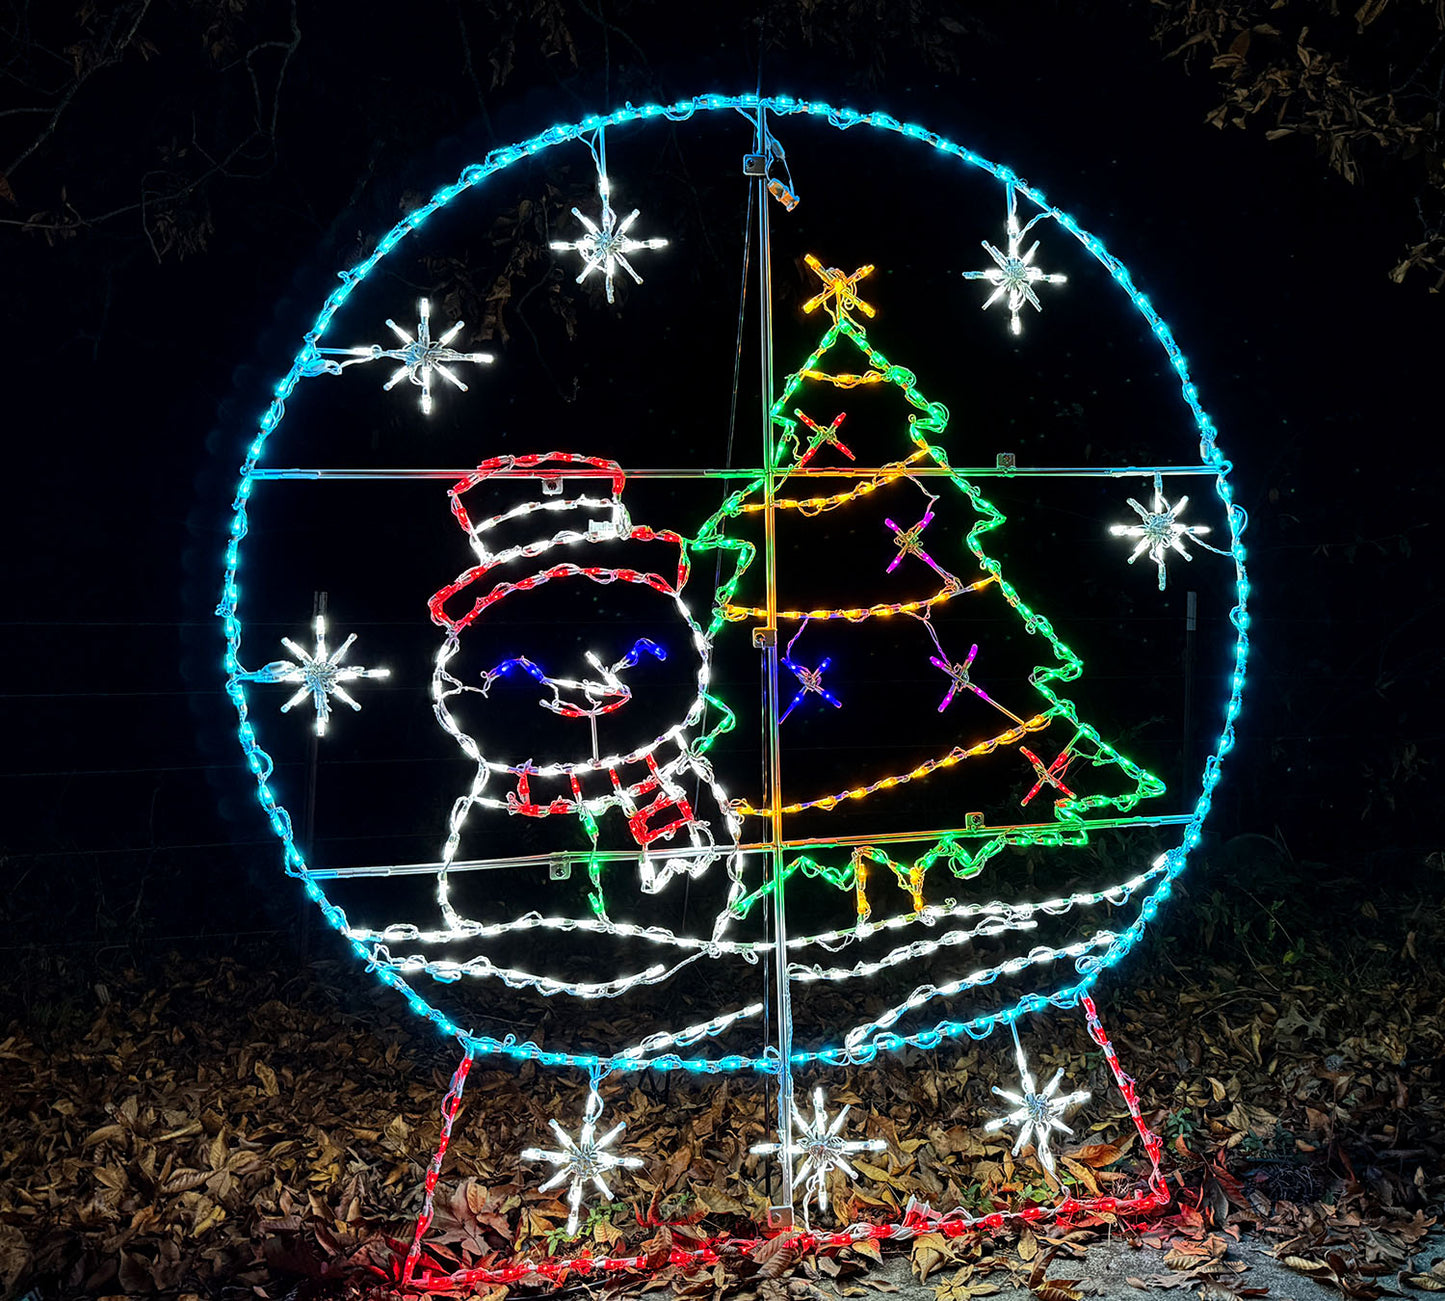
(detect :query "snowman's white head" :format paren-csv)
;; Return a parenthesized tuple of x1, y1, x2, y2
(427, 453, 715, 778)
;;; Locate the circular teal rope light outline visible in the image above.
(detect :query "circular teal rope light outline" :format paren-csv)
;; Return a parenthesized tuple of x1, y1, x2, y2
(217, 92, 1250, 1076)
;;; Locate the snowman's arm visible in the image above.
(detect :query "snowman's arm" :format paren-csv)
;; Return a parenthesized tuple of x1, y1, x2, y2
(690, 691, 736, 755)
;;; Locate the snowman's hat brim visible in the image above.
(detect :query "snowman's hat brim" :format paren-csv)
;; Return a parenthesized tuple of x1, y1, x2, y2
(447, 451, 627, 536)
(429, 524, 691, 635)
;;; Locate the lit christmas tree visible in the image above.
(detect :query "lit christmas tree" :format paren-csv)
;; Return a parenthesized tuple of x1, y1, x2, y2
(694, 260, 1169, 1064)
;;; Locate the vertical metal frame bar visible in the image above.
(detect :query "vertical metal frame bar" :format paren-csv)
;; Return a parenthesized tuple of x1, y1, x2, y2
(756, 106, 797, 1225)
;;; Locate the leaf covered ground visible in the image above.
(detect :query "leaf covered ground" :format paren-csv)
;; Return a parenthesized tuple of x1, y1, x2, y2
(3, 850, 1444, 1301)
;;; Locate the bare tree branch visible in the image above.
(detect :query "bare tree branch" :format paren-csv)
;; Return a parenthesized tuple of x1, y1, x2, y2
(1147, 0, 1445, 288)
(0, 0, 301, 257)
(3, 0, 154, 182)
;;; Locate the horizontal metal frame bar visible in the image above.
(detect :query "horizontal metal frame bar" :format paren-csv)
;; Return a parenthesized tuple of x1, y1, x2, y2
(247, 464, 1222, 482)
(303, 812, 1195, 879)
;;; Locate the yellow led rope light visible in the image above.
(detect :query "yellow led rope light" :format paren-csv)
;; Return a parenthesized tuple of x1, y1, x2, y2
(720, 575, 994, 623)
(732, 710, 1056, 818)
(738, 453, 926, 514)
(800, 368, 886, 389)
(847, 837, 1011, 919)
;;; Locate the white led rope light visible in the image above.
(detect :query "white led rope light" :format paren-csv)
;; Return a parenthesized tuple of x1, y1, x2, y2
(341, 851, 1168, 959)
(219, 95, 1250, 1114)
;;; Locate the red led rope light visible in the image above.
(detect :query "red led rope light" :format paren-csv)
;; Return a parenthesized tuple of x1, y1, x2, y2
(393, 999, 1167, 1291)
(402, 1052, 475, 1286)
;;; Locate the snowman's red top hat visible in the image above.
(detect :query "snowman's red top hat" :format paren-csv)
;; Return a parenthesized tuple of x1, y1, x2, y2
(429, 451, 690, 635)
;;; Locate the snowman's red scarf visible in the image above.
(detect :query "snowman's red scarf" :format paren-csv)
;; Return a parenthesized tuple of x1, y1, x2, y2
(502, 751, 698, 850)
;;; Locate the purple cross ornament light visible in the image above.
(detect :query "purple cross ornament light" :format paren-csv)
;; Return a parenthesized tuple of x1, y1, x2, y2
(929, 642, 979, 713)
(925, 641, 1023, 725)
(884, 509, 937, 575)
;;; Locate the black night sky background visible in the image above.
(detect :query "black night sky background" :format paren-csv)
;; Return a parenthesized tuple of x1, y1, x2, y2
(5, 3, 1445, 1296)
(2, 0, 1441, 1086)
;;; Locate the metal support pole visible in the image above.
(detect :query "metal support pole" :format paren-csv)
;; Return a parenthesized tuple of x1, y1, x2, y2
(1182, 590, 1197, 790)
(299, 589, 327, 962)
(249, 462, 1226, 482)
(754, 107, 796, 1228)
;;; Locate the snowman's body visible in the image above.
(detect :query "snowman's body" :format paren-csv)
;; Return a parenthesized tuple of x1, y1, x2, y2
(380, 453, 752, 1007)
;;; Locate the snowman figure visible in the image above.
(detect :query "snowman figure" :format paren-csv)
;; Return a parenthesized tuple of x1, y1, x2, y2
(423, 453, 748, 978)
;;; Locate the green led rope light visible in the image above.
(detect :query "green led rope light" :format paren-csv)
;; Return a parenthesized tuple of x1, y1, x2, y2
(218, 93, 1250, 1081)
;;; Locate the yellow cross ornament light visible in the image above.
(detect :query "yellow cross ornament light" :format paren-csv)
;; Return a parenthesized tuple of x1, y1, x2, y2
(802, 254, 877, 320)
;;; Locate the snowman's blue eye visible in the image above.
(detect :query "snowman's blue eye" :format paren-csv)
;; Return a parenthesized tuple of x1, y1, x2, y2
(619, 637, 668, 668)
(484, 638, 666, 690)
(487, 655, 550, 685)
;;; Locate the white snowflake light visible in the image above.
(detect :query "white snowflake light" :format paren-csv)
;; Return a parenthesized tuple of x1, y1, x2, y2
(521, 1085, 644, 1235)
(962, 184, 1067, 336)
(318, 297, 494, 414)
(1110, 476, 1212, 590)
(983, 1024, 1089, 1180)
(551, 175, 667, 304)
(750, 1086, 887, 1220)
(240, 615, 390, 736)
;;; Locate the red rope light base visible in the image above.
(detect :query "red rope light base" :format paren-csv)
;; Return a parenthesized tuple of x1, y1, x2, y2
(388, 996, 1168, 1292)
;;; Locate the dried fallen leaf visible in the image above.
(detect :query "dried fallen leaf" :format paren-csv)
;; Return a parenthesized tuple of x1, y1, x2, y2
(641, 1225, 674, 1272)
(1035, 1286, 1083, 1301)
(1060, 1157, 1101, 1196)
(752, 1232, 802, 1280)
(934, 1265, 975, 1301)
(0, 1224, 29, 1294)
(1167, 1250, 1209, 1271)
(82, 1123, 126, 1148)
(852, 1239, 884, 1265)
(912, 1231, 954, 1283)
(853, 1160, 900, 1187)
(159, 1167, 209, 1195)
(1071, 1142, 1127, 1169)
(697, 1186, 751, 1217)
(1198, 1285, 1245, 1301)
(254, 1060, 279, 1097)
